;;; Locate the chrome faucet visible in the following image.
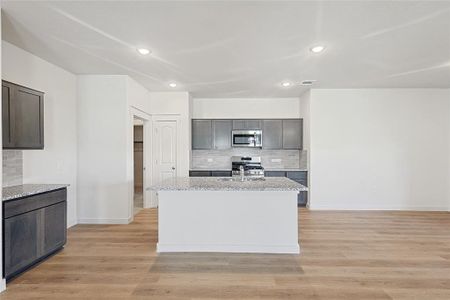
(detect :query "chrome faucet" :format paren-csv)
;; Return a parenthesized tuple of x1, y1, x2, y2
(240, 165, 245, 181)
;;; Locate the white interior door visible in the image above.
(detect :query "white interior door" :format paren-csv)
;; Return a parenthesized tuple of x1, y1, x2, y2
(153, 119, 178, 187)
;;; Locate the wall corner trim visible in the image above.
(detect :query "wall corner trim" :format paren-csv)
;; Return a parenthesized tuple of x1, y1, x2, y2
(0, 279, 6, 293)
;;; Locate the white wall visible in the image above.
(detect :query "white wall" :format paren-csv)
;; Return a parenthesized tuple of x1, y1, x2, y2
(150, 92, 191, 176)
(2, 41, 78, 226)
(309, 89, 450, 211)
(299, 91, 311, 152)
(192, 98, 300, 119)
(77, 75, 129, 223)
(77, 76, 191, 222)
(126, 77, 152, 210)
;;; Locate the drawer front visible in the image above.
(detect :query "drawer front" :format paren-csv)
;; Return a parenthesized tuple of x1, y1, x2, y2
(211, 171, 232, 177)
(265, 171, 286, 177)
(4, 189, 67, 219)
(189, 171, 212, 177)
(286, 171, 307, 181)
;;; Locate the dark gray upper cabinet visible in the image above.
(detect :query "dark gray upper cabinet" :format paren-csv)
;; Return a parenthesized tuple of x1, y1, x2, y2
(2, 80, 44, 149)
(246, 120, 262, 129)
(232, 119, 262, 130)
(2, 82, 13, 148)
(192, 119, 212, 149)
(282, 119, 303, 149)
(192, 118, 303, 150)
(212, 120, 232, 150)
(262, 120, 283, 149)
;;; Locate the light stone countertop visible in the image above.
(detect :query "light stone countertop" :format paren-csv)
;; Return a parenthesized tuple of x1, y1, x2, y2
(189, 168, 308, 172)
(3, 184, 69, 201)
(149, 177, 307, 192)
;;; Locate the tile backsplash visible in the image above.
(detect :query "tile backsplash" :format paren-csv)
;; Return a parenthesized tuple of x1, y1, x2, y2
(192, 149, 308, 170)
(3, 150, 23, 187)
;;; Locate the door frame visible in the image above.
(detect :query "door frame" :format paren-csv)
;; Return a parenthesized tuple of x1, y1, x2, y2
(128, 107, 152, 222)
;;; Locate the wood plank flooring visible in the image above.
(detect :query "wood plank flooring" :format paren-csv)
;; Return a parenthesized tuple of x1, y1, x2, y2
(1, 208, 449, 299)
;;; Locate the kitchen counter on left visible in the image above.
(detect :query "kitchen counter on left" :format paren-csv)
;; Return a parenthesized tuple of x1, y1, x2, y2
(3, 184, 70, 201)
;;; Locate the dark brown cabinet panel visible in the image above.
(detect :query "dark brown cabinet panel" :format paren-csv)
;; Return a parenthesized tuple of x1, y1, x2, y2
(43, 201, 67, 254)
(2, 82, 13, 148)
(3, 188, 67, 281)
(2, 81, 44, 149)
(4, 210, 41, 277)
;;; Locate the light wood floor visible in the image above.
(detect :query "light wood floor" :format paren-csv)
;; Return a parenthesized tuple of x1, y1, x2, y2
(1, 208, 450, 299)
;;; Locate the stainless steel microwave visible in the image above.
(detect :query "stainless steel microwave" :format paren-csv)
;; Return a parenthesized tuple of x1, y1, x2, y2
(232, 130, 263, 148)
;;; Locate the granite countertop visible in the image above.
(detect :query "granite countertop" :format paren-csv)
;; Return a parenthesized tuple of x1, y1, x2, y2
(149, 177, 307, 192)
(190, 168, 308, 172)
(3, 184, 70, 201)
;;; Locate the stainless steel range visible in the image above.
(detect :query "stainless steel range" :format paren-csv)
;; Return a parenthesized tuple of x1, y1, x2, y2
(231, 156, 265, 178)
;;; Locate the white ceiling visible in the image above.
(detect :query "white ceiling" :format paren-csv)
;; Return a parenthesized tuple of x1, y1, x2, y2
(2, 1, 450, 98)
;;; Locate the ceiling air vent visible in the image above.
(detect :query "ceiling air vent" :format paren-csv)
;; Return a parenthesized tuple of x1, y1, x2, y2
(301, 80, 316, 86)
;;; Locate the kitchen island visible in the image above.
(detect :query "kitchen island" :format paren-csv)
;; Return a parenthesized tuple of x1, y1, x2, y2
(150, 177, 307, 254)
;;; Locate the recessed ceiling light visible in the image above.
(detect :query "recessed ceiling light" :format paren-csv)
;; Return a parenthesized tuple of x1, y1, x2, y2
(137, 48, 151, 55)
(310, 45, 325, 53)
(168, 82, 177, 88)
(281, 82, 292, 87)
(301, 80, 317, 86)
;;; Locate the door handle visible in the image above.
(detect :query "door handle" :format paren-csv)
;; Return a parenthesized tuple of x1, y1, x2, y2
(172, 167, 176, 170)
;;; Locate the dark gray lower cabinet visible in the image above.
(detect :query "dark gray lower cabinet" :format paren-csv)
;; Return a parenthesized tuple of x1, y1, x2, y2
(210, 171, 232, 177)
(189, 170, 232, 177)
(266, 171, 308, 207)
(3, 188, 67, 281)
(4, 210, 41, 278)
(189, 170, 212, 177)
(43, 201, 67, 254)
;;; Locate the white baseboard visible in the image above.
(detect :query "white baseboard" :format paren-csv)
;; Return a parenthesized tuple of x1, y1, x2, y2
(157, 243, 300, 254)
(0, 278, 6, 293)
(309, 205, 449, 211)
(77, 217, 132, 224)
(67, 219, 78, 228)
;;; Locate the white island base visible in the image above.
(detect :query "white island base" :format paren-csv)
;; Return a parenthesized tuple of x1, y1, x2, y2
(157, 190, 299, 254)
